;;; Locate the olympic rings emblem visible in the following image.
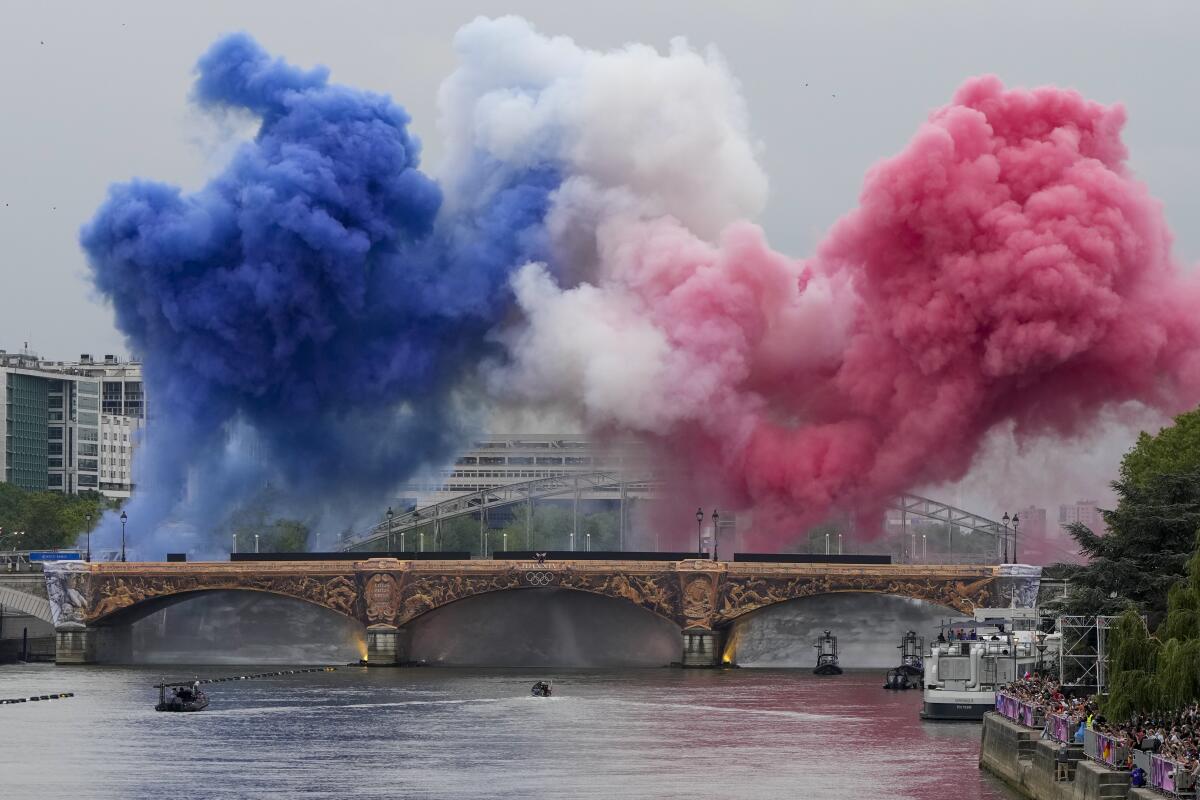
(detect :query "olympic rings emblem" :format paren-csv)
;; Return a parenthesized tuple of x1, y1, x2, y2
(524, 570, 556, 586)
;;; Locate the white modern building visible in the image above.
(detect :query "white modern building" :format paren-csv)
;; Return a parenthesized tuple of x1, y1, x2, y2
(1, 348, 144, 499)
(399, 434, 652, 507)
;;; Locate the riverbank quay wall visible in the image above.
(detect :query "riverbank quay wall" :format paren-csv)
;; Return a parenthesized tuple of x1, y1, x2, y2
(980, 713, 1139, 800)
(43, 559, 1040, 665)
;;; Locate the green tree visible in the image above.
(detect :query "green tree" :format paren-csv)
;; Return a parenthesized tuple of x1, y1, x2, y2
(1055, 470, 1200, 625)
(1051, 407, 1200, 625)
(0, 484, 116, 550)
(1120, 407, 1200, 487)
(1103, 532, 1200, 719)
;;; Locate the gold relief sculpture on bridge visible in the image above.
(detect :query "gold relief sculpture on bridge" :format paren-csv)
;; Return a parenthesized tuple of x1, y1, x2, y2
(391, 566, 685, 626)
(559, 571, 681, 624)
(365, 573, 401, 625)
(397, 569, 525, 625)
(712, 571, 997, 624)
(60, 561, 1033, 632)
(681, 574, 716, 628)
(84, 570, 361, 623)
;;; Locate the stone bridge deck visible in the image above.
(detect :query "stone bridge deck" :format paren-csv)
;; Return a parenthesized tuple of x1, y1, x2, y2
(44, 559, 1041, 666)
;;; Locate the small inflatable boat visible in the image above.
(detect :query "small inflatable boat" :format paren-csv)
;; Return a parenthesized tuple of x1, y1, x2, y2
(531, 681, 553, 697)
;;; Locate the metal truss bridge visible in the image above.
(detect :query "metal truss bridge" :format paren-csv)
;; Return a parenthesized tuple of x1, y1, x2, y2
(343, 471, 1007, 558)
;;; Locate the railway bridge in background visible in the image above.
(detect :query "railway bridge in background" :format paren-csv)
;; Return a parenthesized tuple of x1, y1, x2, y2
(345, 471, 1013, 562)
(44, 559, 1041, 667)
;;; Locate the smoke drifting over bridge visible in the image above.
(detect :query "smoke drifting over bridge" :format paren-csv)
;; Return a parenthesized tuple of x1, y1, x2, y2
(82, 19, 1200, 556)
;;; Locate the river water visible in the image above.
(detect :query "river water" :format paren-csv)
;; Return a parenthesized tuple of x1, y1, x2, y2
(1, 664, 1019, 800)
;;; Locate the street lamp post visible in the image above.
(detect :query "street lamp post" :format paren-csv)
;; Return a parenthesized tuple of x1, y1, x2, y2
(85, 513, 92, 562)
(232, 533, 238, 554)
(837, 532, 843, 555)
(119, 510, 128, 562)
(255, 534, 260, 554)
(386, 507, 394, 553)
(419, 532, 425, 553)
(695, 508, 703, 557)
(711, 510, 720, 561)
(1011, 514, 1020, 564)
(1001, 512, 1010, 564)
(585, 532, 591, 552)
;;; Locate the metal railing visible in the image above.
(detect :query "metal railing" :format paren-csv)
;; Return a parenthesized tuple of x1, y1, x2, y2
(1048, 713, 1074, 744)
(1084, 728, 1131, 770)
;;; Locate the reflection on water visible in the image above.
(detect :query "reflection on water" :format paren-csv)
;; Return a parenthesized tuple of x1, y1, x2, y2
(2, 665, 1019, 800)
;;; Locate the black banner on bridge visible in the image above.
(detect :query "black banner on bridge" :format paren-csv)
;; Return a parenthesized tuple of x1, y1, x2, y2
(230, 552, 473, 562)
(733, 553, 892, 565)
(492, 551, 707, 561)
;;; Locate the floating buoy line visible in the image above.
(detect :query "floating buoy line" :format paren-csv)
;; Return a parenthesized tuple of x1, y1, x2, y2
(154, 666, 337, 688)
(0, 692, 75, 704)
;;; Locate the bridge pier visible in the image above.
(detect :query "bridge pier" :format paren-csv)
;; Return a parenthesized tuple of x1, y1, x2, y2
(55, 624, 99, 664)
(366, 625, 410, 666)
(55, 624, 131, 664)
(680, 628, 726, 668)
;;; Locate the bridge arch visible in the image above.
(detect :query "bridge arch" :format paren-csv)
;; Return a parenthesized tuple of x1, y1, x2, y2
(404, 586, 681, 666)
(385, 566, 684, 629)
(0, 585, 53, 625)
(722, 591, 961, 668)
(82, 571, 360, 627)
(707, 567, 1003, 629)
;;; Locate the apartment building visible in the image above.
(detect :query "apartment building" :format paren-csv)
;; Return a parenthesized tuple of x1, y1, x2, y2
(1, 349, 144, 498)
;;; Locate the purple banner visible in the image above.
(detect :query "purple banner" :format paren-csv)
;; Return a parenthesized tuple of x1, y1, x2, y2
(1094, 731, 1129, 769)
(995, 693, 1041, 728)
(1151, 754, 1177, 792)
(1049, 714, 1071, 743)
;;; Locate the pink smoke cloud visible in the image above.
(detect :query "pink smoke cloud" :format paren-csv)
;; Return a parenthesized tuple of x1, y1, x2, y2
(500, 75, 1200, 545)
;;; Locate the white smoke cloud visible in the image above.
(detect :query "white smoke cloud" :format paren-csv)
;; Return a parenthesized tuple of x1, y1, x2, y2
(438, 15, 767, 246)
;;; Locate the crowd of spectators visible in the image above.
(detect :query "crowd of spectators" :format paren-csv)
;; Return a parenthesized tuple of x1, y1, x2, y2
(1000, 673, 1200, 787)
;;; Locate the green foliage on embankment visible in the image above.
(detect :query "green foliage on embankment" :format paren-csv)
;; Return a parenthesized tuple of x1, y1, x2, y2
(1103, 534, 1200, 721)
(0, 483, 118, 550)
(1051, 408, 1200, 627)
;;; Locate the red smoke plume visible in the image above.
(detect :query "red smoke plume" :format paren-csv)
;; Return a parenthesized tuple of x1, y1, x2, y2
(645, 77, 1200, 540)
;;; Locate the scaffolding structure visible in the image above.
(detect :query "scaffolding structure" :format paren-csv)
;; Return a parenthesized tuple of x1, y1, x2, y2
(1057, 615, 1122, 693)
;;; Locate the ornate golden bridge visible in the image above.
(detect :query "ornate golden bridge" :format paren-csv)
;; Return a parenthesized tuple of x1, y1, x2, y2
(45, 559, 1040, 666)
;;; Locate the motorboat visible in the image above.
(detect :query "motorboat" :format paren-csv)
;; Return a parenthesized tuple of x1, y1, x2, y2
(531, 681, 553, 697)
(155, 679, 209, 713)
(920, 608, 1059, 721)
(812, 630, 843, 675)
(883, 630, 924, 690)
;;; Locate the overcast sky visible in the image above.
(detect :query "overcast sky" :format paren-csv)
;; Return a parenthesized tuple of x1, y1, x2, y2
(1, 1, 1196, 525)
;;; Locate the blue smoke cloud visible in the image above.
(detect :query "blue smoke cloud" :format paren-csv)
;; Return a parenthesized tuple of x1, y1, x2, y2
(80, 33, 558, 557)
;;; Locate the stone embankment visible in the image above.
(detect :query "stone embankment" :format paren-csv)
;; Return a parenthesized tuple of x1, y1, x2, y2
(979, 712, 1162, 800)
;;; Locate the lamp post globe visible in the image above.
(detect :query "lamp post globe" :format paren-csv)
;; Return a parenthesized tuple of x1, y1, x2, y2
(1011, 513, 1020, 564)
(119, 510, 128, 563)
(386, 506, 394, 553)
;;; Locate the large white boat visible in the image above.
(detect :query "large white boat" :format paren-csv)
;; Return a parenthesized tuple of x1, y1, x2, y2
(920, 607, 1057, 721)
